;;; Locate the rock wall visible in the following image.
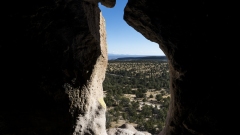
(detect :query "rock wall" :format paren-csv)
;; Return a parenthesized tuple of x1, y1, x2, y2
(0, 0, 237, 135)
(124, 0, 236, 135)
(1, 0, 111, 134)
(107, 124, 151, 135)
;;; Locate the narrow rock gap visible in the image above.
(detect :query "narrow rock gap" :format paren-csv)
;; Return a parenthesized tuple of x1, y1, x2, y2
(99, 1, 170, 134)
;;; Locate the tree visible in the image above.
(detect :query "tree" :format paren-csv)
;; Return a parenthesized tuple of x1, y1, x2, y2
(106, 112, 112, 128)
(122, 113, 127, 119)
(156, 94, 163, 102)
(142, 98, 147, 102)
(136, 92, 144, 98)
(141, 105, 152, 117)
(120, 97, 130, 107)
(131, 101, 139, 110)
(104, 93, 114, 107)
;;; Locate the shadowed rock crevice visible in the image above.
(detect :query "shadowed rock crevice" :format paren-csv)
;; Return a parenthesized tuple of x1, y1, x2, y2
(1, 0, 109, 134)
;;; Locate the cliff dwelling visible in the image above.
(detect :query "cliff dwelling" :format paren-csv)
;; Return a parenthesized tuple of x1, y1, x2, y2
(0, 0, 236, 135)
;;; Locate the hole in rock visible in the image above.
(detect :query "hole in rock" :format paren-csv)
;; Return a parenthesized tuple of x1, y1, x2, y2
(99, 1, 170, 134)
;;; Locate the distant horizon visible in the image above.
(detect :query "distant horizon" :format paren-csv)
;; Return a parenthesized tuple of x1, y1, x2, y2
(108, 53, 165, 56)
(108, 53, 166, 60)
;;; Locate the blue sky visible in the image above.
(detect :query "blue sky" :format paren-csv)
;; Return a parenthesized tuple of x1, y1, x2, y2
(98, 0, 165, 56)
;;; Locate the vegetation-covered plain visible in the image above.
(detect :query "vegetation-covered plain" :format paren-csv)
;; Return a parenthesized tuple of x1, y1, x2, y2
(103, 60, 170, 134)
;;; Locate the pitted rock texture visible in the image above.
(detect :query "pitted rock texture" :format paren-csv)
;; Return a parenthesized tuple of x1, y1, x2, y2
(0, 0, 236, 135)
(1, 0, 109, 134)
(107, 124, 151, 135)
(63, 5, 108, 134)
(124, 0, 236, 135)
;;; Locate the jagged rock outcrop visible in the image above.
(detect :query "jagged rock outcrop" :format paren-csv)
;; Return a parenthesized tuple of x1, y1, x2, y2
(107, 124, 151, 135)
(99, 0, 116, 8)
(124, 0, 236, 135)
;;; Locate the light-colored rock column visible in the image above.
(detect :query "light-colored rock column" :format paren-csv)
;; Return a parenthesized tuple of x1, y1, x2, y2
(76, 12, 107, 135)
(64, 1, 108, 134)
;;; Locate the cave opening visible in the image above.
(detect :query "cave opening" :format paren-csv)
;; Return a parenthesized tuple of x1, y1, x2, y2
(1, 0, 236, 134)
(99, 1, 170, 134)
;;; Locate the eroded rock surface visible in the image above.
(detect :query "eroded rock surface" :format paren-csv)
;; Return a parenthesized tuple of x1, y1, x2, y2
(107, 124, 151, 135)
(124, 0, 236, 135)
(0, 0, 236, 135)
(1, 0, 111, 134)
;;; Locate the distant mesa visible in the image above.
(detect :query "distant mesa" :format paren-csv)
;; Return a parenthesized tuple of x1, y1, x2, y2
(108, 54, 167, 61)
(115, 56, 167, 61)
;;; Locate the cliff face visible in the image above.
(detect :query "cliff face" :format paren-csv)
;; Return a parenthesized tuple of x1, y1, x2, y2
(1, 0, 109, 134)
(124, 0, 236, 135)
(0, 0, 236, 135)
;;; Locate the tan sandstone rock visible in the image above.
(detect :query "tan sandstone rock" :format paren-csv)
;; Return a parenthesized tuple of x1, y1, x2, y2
(107, 124, 151, 135)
